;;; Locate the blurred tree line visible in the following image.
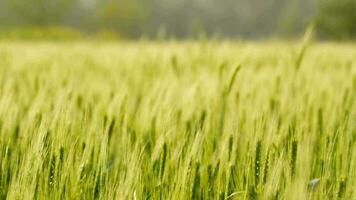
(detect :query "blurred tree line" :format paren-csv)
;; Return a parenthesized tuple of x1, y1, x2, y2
(0, 0, 354, 39)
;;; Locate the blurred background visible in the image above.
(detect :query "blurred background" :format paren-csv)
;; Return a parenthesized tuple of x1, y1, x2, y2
(0, 0, 355, 40)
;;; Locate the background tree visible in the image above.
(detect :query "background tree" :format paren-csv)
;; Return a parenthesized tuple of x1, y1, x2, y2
(0, 0, 355, 40)
(91, 0, 148, 37)
(2, 0, 78, 26)
(315, 0, 356, 39)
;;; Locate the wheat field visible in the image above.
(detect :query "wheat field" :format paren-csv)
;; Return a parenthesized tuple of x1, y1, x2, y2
(0, 41, 355, 199)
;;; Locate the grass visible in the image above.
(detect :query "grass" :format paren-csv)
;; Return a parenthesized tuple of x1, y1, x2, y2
(0, 41, 355, 199)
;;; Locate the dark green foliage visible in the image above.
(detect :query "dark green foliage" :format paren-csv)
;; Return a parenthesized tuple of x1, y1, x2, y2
(107, 118, 116, 144)
(93, 173, 101, 200)
(11, 124, 20, 144)
(224, 65, 241, 97)
(160, 143, 168, 180)
(290, 140, 298, 177)
(263, 150, 270, 184)
(337, 179, 346, 198)
(198, 110, 207, 130)
(255, 141, 262, 186)
(48, 155, 56, 189)
(228, 136, 233, 161)
(191, 162, 201, 199)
